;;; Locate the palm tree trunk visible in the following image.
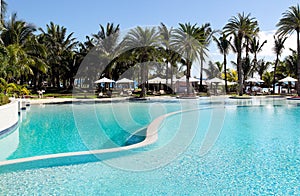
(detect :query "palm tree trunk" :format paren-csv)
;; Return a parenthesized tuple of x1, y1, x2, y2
(69, 77, 74, 89)
(170, 64, 174, 93)
(224, 54, 228, 93)
(140, 60, 146, 98)
(51, 68, 55, 87)
(273, 55, 279, 94)
(199, 58, 203, 92)
(56, 70, 60, 88)
(297, 31, 300, 96)
(165, 60, 169, 87)
(237, 52, 243, 96)
(186, 62, 191, 95)
(146, 63, 149, 93)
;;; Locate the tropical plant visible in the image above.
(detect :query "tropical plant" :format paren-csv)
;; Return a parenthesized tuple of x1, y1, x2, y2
(158, 23, 173, 87)
(171, 23, 204, 95)
(256, 59, 271, 79)
(226, 69, 238, 82)
(272, 35, 287, 93)
(262, 71, 273, 88)
(224, 12, 259, 95)
(1, 13, 36, 46)
(249, 37, 267, 75)
(198, 23, 212, 91)
(0, 0, 7, 24)
(18, 35, 48, 88)
(123, 26, 160, 97)
(213, 32, 232, 92)
(92, 23, 121, 80)
(203, 61, 222, 79)
(39, 22, 78, 88)
(0, 77, 17, 95)
(0, 93, 9, 105)
(276, 4, 300, 95)
(277, 49, 297, 78)
(0, 13, 44, 84)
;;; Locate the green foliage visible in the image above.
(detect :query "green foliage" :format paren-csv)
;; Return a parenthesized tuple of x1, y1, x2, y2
(0, 93, 9, 106)
(0, 77, 30, 97)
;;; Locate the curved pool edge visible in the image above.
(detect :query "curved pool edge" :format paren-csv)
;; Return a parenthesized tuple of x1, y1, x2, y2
(0, 100, 19, 136)
(0, 105, 207, 173)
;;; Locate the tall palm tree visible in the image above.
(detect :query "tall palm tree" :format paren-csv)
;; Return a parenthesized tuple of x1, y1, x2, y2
(92, 23, 121, 79)
(272, 35, 287, 94)
(0, 0, 7, 24)
(213, 32, 232, 92)
(158, 22, 173, 88)
(123, 26, 160, 97)
(171, 23, 204, 95)
(39, 22, 77, 88)
(24, 35, 48, 88)
(198, 23, 212, 92)
(224, 12, 259, 96)
(276, 4, 300, 95)
(0, 14, 45, 84)
(1, 13, 36, 46)
(249, 37, 267, 76)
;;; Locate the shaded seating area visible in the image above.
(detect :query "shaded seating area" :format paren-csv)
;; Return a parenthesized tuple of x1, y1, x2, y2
(94, 77, 115, 98)
(116, 78, 134, 97)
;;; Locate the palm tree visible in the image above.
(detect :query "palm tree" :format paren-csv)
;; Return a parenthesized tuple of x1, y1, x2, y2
(262, 71, 273, 88)
(0, 43, 8, 78)
(198, 23, 212, 92)
(276, 4, 300, 95)
(158, 23, 173, 88)
(171, 23, 204, 95)
(283, 50, 297, 78)
(123, 26, 160, 97)
(0, 0, 7, 24)
(23, 35, 48, 88)
(39, 22, 77, 88)
(203, 61, 222, 79)
(249, 37, 267, 75)
(92, 23, 120, 41)
(1, 13, 36, 46)
(272, 35, 287, 94)
(276, 50, 297, 83)
(256, 59, 271, 79)
(92, 23, 121, 80)
(213, 32, 232, 92)
(224, 12, 259, 95)
(0, 14, 46, 84)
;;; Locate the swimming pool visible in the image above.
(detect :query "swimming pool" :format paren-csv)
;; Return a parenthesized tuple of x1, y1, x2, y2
(0, 98, 300, 195)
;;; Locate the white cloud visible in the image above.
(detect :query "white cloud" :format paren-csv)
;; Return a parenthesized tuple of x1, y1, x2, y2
(258, 30, 297, 59)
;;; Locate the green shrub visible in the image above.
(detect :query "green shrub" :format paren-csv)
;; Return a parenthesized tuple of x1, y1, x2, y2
(0, 93, 9, 106)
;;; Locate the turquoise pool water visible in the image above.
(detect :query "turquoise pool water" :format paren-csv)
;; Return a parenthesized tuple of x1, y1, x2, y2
(0, 99, 300, 195)
(1, 101, 182, 161)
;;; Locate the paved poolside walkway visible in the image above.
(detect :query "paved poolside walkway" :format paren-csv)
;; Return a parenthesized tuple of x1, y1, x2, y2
(27, 96, 180, 105)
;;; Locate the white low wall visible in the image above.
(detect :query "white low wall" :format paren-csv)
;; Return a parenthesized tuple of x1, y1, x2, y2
(0, 100, 19, 133)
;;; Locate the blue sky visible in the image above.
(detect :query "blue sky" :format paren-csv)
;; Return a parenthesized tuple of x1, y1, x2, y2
(6, 0, 300, 77)
(7, 0, 299, 41)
